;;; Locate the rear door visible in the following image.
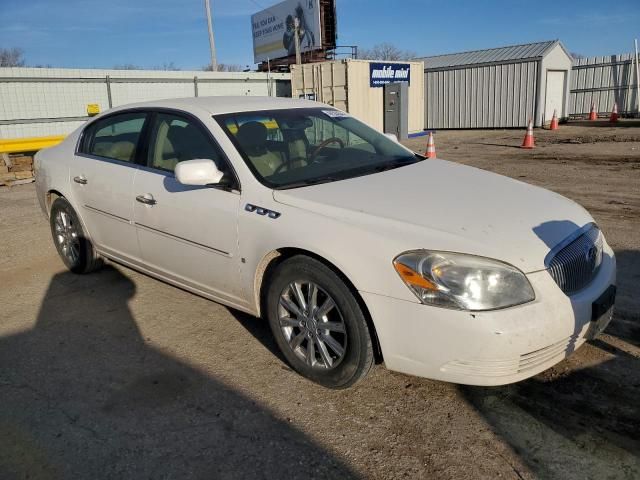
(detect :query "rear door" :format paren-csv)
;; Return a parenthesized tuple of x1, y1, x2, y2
(132, 110, 244, 305)
(71, 111, 148, 262)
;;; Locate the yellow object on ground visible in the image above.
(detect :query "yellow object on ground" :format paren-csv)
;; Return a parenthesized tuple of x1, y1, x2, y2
(0, 136, 66, 154)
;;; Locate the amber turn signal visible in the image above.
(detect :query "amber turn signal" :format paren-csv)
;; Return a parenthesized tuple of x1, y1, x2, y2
(393, 261, 438, 290)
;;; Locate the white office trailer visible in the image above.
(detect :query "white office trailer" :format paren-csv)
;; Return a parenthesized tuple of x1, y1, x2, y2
(290, 59, 425, 135)
(418, 40, 573, 129)
(0, 68, 291, 138)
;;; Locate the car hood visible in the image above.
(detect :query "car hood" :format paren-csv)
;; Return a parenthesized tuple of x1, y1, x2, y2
(272, 160, 594, 273)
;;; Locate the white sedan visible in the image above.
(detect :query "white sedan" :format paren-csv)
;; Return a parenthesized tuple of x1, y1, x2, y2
(35, 97, 616, 388)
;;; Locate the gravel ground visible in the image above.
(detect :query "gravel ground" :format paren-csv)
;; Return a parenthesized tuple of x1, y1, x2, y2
(0, 120, 638, 479)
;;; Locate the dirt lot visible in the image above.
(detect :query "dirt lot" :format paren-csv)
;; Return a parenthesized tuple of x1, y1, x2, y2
(1, 120, 638, 479)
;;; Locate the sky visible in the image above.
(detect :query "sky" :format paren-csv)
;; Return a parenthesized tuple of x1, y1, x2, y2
(0, 0, 638, 69)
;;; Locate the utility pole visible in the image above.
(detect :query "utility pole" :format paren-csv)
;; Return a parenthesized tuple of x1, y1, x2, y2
(204, 0, 217, 71)
(635, 39, 640, 114)
(294, 17, 302, 65)
(267, 57, 272, 96)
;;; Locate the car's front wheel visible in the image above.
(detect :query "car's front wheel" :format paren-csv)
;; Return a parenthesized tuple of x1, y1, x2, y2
(266, 255, 374, 389)
(50, 197, 102, 274)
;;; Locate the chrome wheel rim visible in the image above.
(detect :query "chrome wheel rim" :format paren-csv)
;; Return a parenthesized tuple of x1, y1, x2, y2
(278, 281, 347, 370)
(54, 210, 80, 265)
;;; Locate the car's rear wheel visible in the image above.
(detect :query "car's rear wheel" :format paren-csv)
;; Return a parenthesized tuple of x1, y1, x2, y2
(266, 255, 374, 389)
(50, 197, 102, 274)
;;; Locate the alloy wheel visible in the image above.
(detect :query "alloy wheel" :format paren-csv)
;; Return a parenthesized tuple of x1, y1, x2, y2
(278, 281, 347, 369)
(54, 210, 80, 265)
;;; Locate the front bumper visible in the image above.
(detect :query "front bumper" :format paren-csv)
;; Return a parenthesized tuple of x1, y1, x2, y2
(362, 242, 616, 386)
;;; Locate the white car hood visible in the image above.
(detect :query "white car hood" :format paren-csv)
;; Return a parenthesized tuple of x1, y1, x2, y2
(273, 159, 594, 273)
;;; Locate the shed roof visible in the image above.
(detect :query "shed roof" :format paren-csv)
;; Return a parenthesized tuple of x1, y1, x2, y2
(418, 40, 566, 69)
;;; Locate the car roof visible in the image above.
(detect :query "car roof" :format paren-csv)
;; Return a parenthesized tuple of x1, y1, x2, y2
(108, 96, 325, 116)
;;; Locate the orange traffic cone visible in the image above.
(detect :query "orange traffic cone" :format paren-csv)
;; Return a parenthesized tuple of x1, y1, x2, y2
(588, 102, 597, 121)
(609, 102, 619, 123)
(521, 119, 535, 149)
(549, 109, 559, 130)
(425, 132, 436, 158)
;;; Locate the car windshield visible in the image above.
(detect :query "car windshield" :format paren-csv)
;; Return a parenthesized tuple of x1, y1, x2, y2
(215, 108, 422, 189)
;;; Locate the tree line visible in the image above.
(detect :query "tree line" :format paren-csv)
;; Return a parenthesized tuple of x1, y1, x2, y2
(0, 47, 246, 71)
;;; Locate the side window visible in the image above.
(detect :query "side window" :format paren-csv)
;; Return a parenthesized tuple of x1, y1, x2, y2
(148, 113, 226, 173)
(84, 112, 147, 162)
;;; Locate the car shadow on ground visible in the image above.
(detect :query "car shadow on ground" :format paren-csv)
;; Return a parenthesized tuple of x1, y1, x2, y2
(608, 250, 640, 348)
(226, 308, 288, 365)
(0, 266, 357, 479)
(460, 248, 640, 478)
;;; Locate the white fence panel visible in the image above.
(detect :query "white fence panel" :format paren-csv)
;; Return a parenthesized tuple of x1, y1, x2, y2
(569, 54, 638, 115)
(0, 68, 290, 138)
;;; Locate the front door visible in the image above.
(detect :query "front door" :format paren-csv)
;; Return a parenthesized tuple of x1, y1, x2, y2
(132, 111, 243, 306)
(545, 71, 566, 124)
(384, 82, 401, 137)
(70, 111, 148, 262)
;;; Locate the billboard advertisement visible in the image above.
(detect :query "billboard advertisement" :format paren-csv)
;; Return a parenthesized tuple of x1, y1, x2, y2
(369, 63, 411, 87)
(251, 0, 323, 64)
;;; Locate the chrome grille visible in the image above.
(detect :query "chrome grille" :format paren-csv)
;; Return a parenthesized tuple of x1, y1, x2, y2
(548, 225, 603, 294)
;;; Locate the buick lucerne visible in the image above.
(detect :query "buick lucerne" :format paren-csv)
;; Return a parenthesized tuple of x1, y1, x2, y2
(35, 97, 616, 388)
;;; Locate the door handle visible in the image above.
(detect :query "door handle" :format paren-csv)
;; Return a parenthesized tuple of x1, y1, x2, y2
(73, 175, 88, 185)
(136, 194, 157, 206)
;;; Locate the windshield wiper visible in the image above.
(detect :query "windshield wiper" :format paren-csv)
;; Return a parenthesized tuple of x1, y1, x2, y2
(276, 176, 342, 190)
(276, 156, 423, 189)
(372, 157, 420, 173)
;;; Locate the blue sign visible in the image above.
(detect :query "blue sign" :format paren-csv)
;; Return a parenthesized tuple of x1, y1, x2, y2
(369, 62, 411, 87)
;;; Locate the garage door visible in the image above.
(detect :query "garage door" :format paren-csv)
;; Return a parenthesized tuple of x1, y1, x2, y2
(544, 71, 566, 123)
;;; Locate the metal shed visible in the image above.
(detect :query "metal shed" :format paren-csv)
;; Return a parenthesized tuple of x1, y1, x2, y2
(418, 40, 573, 129)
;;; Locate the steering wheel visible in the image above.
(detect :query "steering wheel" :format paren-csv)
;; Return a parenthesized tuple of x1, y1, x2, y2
(309, 137, 345, 162)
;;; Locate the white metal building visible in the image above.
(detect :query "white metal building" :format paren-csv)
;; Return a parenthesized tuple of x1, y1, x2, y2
(418, 40, 573, 129)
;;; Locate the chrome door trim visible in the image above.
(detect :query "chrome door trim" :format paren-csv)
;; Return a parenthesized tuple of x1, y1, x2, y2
(83, 204, 131, 224)
(135, 222, 231, 257)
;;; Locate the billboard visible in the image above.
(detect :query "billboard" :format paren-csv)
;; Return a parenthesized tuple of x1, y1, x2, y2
(251, 0, 323, 64)
(369, 63, 411, 87)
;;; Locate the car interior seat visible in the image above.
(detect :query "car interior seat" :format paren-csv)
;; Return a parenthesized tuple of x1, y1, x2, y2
(236, 121, 285, 177)
(108, 141, 136, 162)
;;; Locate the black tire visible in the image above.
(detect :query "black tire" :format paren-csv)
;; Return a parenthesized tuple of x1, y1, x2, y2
(50, 197, 102, 274)
(266, 255, 374, 389)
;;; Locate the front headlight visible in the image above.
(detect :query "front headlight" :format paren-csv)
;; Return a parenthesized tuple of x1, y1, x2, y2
(393, 251, 535, 311)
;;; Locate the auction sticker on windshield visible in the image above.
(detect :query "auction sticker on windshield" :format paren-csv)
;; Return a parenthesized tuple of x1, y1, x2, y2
(322, 110, 351, 118)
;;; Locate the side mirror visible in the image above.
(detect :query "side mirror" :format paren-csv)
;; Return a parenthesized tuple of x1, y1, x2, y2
(384, 133, 399, 143)
(175, 159, 224, 186)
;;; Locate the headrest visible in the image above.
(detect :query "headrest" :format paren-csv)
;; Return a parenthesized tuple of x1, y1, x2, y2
(236, 122, 268, 153)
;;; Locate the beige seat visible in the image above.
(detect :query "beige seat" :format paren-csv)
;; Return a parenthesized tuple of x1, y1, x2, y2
(153, 122, 219, 172)
(108, 141, 136, 162)
(152, 120, 179, 171)
(92, 141, 112, 158)
(288, 138, 309, 169)
(236, 122, 284, 177)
